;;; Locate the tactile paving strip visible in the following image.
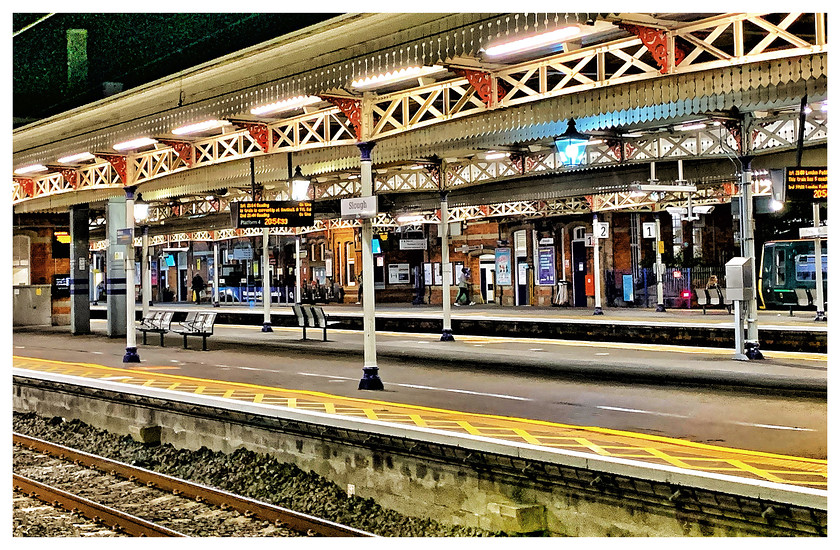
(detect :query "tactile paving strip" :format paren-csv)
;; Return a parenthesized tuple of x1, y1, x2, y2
(14, 355, 826, 489)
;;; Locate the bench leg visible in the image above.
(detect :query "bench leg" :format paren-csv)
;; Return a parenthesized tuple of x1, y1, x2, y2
(323, 327, 327, 342)
(202, 335, 208, 351)
(302, 326, 307, 340)
(183, 334, 188, 349)
(142, 331, 148, 345)
(160, 332, 165, 347)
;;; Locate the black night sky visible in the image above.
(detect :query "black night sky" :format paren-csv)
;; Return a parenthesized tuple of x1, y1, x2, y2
(12, 13, 338, 125)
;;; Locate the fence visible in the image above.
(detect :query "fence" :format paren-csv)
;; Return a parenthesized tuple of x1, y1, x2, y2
(606, 267, 727, 308)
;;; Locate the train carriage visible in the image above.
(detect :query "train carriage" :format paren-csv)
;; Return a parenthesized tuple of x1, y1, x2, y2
(759, 239, 828, 310)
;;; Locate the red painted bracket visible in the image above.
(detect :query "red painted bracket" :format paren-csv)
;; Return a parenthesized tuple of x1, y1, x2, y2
(618, 24, 686, 74)
(320, 95, 363, 140)
(232, 122, 270, 152)
(452, 68, 507, 107)
(14, 177, 35, 198)
(96, 154, 128, 184)
(47, 166, 79, 189)
(157, 139, 194, 167)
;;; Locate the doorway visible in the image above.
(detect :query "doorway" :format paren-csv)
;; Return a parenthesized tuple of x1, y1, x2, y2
(479, 254, 495, 303)
(571, 227, 587, 307)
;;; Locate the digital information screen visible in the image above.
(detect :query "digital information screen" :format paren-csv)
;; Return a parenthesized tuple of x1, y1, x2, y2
(786, 167, 827, 201)
(231, 201, 313, 228)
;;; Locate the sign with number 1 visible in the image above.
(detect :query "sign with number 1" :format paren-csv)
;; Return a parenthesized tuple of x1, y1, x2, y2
(642, 222, 656, 239)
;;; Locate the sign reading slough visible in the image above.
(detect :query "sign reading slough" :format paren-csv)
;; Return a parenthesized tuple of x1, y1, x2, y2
(231, 201, 313, 228)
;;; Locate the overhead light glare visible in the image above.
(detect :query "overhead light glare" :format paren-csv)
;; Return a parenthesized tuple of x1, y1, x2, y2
(396, 214, 426, 224)
(484, 26, 581, 57)
(172, 119, 228, 135)
(250, 95, 321, 116)
(484, 151, 510, 160)
(57, 152, 95, 164)
(113, 137, 158, 151)
(351, 65, 444, 89)
(14, 164, 48, 175)
(678, 123, 707, 131)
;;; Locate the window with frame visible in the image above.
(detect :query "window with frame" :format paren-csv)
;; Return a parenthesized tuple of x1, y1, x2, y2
(13, 235, 30, 285)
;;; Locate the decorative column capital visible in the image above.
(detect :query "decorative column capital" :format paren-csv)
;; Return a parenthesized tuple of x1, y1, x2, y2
(356, 141, 376, 162)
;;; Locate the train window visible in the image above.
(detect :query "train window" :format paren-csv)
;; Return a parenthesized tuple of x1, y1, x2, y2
(795, 254, 828, 282)
(775, 250, 786, 285)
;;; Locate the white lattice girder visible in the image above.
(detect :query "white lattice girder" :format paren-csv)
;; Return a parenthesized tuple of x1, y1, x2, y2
(14, 14, 827, 208)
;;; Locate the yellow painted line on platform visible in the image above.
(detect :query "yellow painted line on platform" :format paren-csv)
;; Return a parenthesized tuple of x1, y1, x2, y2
(13, 355, 825, 489)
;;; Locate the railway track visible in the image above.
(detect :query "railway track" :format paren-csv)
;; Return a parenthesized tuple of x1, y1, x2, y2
(13, 433, 376, 538)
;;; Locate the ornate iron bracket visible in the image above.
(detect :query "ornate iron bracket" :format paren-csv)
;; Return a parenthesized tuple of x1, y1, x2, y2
(320, 95, 363, 140)
(47, 166, 78, 189)
(96, 154, 128, 184)
(232, 121, 270, 152)
(14, 177, 35, 198)
(618, 24, 686, 74)
(452, 68, 507, 107)
(157, 139, 194, 167)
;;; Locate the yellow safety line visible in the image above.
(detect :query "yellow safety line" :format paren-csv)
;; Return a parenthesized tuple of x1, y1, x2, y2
(13, 355, 825, 468)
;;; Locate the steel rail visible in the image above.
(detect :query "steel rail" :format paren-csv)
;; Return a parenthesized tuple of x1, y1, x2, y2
(13, 473, 186, 537)
(13, 432, 376, 537)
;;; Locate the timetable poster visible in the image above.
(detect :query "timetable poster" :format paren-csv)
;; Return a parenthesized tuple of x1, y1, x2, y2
(495, 248, 512, 285)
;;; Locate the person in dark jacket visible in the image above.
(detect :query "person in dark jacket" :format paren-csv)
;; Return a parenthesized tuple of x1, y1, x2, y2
(191, 273, 205, 304)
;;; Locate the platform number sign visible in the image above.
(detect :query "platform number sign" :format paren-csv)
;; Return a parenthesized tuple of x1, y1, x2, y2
(642, 222, 656, 239)
(594, 221, 610, 239)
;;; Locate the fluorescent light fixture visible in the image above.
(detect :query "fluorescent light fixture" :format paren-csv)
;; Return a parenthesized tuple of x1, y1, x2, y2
(57, 152, 95, 163)
(351, 66, 444, 89)
(484, 151, 510, 160)
(14, 164, 48, 175)
(630, 182, 697, 193)
(172, 119, 227, 135)
(250, 95, 321, 116)
(113, 137, 158, 151)
(678, 123, 707, 131)
(396, 214, 426, 224)
(484, 26, 581, 57)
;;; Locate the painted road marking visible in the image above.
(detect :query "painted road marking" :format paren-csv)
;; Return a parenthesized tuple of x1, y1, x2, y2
(298, 372, 532, 401)
(597, 405, 689, 418)
(733, 422, 816, 432)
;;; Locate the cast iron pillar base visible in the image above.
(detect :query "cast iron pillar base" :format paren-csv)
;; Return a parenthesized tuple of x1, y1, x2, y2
(745, 342, 764, 360)
(358, 367, 384, 390)
(123, 347, 141, 363)
(593, 307, 604, 315)
(440, 329, 455, 341)
(655, 304, 666, 312)
(261, 322, 273, 332)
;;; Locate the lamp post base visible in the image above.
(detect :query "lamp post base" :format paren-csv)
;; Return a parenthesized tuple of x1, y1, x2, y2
(261, 322, 273, 332)
(123, 347, 140, 363)
(593, 307, 604, 315)
(440, 329, 455, 341)
(745, 342, 764, 360)
(815, 310, 827, 322)
(655, 304, 666, 312)
(358, 367, 384, 390)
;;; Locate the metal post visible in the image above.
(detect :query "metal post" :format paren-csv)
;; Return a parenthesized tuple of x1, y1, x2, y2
(812, 203, 826, 322)
(261, 227, 272, 332)
(123, 188, 140, 363)
(592, 212, 603, 315)
(295, 234, 302, 303)
(141, 225, 151, 320)
(732, 299, 748, 360)
(654, 213, 665, 312)
(357, 142, 383, 390)
(212, 241, 220, 307)
(739, 157, 763, 359)
(440, 191, 454, 340)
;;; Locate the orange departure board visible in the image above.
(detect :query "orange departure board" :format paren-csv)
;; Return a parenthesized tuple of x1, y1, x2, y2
(231, 201, 313, 228)
(785, 167, 827, 201)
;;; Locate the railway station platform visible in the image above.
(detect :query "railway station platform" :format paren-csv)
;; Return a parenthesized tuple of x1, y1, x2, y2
(89, 301, 828, 354)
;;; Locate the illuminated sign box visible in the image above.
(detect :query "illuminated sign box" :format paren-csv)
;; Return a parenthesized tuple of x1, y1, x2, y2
(231, 201, 313, 228)
(785, 167, 827, 201)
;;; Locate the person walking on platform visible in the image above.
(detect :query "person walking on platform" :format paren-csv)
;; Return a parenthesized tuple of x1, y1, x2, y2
(454, 267, 474, 306)
(191, 273, 205, 304)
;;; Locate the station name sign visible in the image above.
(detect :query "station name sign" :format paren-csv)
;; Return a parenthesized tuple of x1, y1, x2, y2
(785, 167, 827, 201)
(231, 201, 313, 228)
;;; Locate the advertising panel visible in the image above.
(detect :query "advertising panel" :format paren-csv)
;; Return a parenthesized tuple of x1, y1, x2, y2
(495, 248, 512, 285)
(537, 246, 555, 286)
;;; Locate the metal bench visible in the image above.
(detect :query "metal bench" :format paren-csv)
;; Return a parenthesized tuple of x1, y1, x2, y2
(309, 306, 340, 341)
(174, 312, 217, 350)
(697, 288, 726, 314)
(293, 304, 308, 339)
(138, 311, 174, 346)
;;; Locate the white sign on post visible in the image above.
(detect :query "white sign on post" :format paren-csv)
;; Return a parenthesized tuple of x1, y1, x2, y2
(642, 222, 656, 239)
(594, 221, 610, 239)
(340, 196, 378, 219)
